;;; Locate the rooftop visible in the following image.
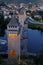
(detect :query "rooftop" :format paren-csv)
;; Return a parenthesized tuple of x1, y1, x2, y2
(7, 16, 20, 27)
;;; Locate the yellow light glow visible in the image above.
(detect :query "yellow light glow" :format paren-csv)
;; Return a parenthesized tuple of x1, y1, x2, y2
(10, 50, 16, 55)
(8, 34, 17, 37)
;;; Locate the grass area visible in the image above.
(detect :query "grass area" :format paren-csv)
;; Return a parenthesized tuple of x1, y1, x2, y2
(0, 58, 41, 65)
(28, 22, 43, 31)
(0, 59, 35, 65)
(0, 55, 36, 65)
(0, 55, 42, 65)
(0, 62, 18, 65)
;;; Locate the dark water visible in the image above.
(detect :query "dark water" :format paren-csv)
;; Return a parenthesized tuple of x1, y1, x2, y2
(1, 0, 43, 4)
(28, 29, 43, 54)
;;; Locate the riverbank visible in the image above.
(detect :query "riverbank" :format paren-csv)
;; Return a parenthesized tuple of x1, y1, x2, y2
(28, 22, 43, 31)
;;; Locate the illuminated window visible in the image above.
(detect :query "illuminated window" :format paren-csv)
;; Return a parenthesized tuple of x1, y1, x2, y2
(8, 34, 17, 37)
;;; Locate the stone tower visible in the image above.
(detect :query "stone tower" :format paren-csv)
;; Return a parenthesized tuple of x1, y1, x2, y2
(7, 16, 21, 62)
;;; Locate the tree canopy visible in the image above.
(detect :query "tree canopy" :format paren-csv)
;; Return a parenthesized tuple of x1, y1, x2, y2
(0, 13, 11, 36)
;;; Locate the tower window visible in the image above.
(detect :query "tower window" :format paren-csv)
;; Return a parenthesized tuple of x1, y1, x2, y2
(9, 26, 10, 28)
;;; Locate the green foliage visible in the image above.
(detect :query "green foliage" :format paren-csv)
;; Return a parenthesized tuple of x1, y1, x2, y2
(26, 10, 31, 13)
(0, 13, 5, 36)
(28, 21, 43, 31)
(34, 17, 41, 22)
(0, 56, 4, 64)
(38, 11, 43, 20)
(31, 11, 36, 18)
(4, 18, 11, 29)
(0, 13, 11, 36)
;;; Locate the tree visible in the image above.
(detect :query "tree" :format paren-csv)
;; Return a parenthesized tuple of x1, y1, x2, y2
(0, 56, 4, 64)
(0, 13, 11, 36)
(38, 43, 43, 65)
(38, 11, 43, 20)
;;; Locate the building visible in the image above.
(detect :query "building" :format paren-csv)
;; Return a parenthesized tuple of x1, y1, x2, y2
(7, 16, 21, 62)
(38, 6, 43, 11)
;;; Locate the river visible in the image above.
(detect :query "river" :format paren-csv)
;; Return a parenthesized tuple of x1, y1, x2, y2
(27, 28, 43, 54)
